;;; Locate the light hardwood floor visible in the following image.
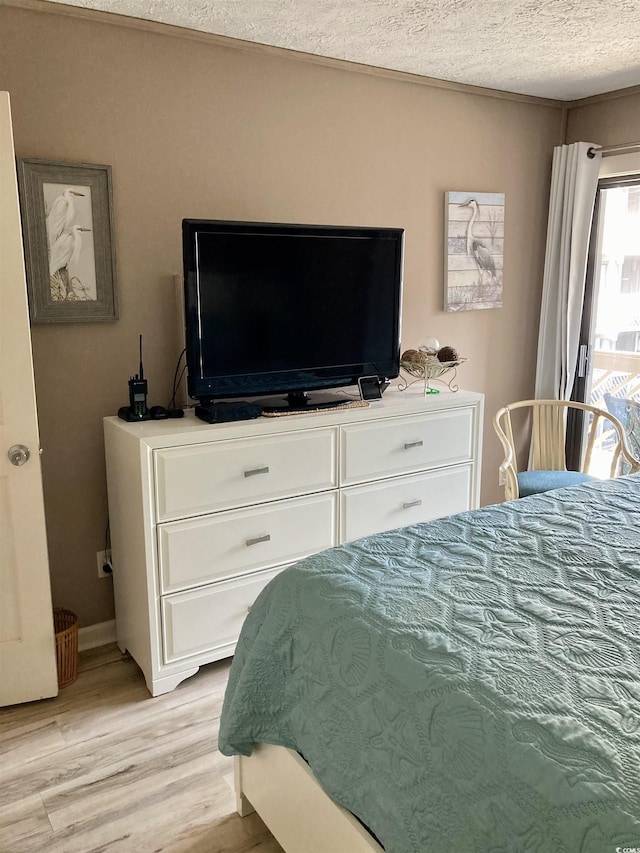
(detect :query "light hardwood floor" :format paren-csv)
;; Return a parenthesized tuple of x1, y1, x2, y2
(0, 645, 283, 853)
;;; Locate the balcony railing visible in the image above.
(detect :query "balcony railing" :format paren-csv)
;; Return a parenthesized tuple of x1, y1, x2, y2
(590, 349, 640, 406)
(588, 349, 640, 474)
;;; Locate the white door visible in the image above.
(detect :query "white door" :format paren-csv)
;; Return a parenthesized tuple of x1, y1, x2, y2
(0, 92, 58, 705)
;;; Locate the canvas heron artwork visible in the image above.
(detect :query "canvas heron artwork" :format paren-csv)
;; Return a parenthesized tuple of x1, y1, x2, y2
(445, 191, 504, 311)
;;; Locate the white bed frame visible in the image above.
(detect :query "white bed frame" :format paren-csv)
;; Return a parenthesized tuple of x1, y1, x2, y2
(235, 744, 384, 852)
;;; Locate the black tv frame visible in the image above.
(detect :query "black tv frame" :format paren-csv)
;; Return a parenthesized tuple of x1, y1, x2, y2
(182, 219, 404, 411)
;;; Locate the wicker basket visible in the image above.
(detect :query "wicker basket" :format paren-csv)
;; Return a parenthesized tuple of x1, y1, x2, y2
(54, 608, 79, 688)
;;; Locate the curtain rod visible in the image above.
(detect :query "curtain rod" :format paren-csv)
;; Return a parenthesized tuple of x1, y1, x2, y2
(587, 141, 640, 159)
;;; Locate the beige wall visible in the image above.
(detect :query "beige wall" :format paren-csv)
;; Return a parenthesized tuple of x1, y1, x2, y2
(0, 4, 564, 626)
(566, 90, 640, 147)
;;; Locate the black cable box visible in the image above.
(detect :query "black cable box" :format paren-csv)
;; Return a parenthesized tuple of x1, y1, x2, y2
(195, 401, 263, 423)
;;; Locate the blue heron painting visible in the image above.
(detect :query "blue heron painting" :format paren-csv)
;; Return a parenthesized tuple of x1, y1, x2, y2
(445, 191, 504, 311)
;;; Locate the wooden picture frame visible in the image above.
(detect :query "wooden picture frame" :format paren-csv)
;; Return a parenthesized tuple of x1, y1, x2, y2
(16, 158, 118, 323)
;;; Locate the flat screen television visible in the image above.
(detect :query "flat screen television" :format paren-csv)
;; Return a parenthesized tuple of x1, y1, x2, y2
(182, 219, 404, 411)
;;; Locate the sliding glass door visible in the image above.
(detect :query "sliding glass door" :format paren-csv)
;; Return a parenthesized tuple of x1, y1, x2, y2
(572, 175, 640, 472)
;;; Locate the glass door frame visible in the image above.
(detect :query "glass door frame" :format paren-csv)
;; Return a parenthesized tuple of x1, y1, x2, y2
(568, 173, 640, 469)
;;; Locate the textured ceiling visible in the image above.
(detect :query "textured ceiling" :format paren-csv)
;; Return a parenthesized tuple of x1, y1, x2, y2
(42, 0, 640, 100)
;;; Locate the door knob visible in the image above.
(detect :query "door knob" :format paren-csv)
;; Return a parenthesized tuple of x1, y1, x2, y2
(8, 444, 30, 466)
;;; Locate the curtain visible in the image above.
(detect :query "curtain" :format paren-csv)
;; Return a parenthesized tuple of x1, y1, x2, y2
(534, 142, 601, 401)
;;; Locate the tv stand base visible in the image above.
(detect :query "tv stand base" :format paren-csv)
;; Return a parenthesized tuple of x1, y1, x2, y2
(259, 390, 351, 413)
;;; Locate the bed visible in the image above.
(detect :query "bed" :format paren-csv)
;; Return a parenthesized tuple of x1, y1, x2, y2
(219, 475, 640, 852)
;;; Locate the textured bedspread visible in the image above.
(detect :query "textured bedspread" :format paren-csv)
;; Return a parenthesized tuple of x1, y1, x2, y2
(219, 476, 640, 852)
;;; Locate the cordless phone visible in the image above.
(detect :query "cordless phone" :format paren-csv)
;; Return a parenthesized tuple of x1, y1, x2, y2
(128, 335, 148, 419)
(118, 335, 150, 422)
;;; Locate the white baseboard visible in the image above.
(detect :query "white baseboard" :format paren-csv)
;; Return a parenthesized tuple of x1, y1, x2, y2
(78, 619, 117, 651)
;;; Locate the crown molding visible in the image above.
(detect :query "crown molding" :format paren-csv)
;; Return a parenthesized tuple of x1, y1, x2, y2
(1, 0, 564, 108)
(564, 83, 640, 110)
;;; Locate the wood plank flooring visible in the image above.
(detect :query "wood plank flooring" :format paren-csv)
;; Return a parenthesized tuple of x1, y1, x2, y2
(0, 645, 283, 853)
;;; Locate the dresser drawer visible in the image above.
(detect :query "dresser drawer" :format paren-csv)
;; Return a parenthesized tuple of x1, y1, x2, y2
(162, 568, 281, 664)
(340, 408, 474, 485)
(158, 492, 337, 593)
(341, 465, 473, 541)
(154, 428, 337, 521)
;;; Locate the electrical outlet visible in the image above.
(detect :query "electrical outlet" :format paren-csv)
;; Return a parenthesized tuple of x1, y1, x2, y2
(97, 550, 112, 578)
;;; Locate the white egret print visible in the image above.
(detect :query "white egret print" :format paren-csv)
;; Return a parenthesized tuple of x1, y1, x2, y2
(43, 182, 97, 302)
(445, 191, 504, 311)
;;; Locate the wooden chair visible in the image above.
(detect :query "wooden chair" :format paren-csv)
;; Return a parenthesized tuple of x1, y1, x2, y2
(493, 399, 640, 501)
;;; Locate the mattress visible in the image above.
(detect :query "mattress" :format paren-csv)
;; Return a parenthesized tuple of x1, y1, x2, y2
(219, 475, 640, 852)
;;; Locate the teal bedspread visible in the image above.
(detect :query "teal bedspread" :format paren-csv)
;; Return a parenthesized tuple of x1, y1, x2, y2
(219, 476, 640, 852)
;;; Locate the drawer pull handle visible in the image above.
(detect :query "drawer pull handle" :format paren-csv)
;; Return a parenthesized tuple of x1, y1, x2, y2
(244, 465, 270, 478)
(403, 499, 423, 509)
(246, 534, 271, 547)
(404, 440, 423, 450)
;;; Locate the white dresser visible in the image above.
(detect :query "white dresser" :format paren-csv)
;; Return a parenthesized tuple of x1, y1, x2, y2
(104, 386, 483, 695)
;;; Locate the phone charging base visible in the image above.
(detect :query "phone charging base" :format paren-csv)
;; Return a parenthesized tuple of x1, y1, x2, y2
(118, 406, 151, 422)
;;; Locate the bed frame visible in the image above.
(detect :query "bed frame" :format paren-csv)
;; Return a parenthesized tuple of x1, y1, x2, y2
(235, 745, 384, 852)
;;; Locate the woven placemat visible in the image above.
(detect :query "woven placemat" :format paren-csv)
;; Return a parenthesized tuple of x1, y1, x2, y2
(262, 399, 370, 417)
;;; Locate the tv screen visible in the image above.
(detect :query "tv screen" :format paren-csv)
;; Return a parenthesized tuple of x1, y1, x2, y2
(182, 220, 403, 409)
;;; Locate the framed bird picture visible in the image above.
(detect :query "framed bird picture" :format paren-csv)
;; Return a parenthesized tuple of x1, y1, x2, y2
(444, 191, 504, 311)
(16, 159, 118, 323)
